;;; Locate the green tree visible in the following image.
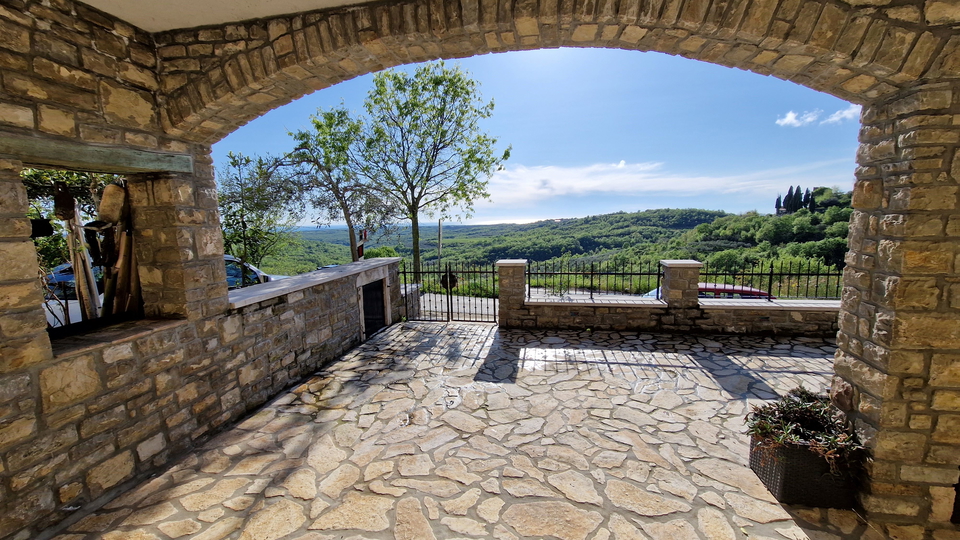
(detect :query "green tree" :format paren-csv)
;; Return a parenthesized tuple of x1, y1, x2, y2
(217, 152, 302, 270)
(287, 106, 395, 261)
(359, 61, 510, 278)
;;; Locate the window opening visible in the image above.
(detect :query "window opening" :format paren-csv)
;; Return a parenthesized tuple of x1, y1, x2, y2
(23, 168, 142, 337)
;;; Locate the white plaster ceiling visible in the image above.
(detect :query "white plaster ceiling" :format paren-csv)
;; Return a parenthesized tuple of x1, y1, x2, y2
(81, 0, 364, 32)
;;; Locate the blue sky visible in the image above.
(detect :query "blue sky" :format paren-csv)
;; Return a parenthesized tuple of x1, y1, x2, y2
(212, 48, 861, 225)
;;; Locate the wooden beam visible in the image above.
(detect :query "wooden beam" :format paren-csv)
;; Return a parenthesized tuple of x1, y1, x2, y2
(0, 132, 194, 174)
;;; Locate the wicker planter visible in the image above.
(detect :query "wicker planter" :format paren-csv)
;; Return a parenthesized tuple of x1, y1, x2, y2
(749, 435, 858, 509)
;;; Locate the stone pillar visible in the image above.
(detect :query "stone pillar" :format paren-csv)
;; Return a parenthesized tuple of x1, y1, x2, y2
(496, 259, 527, 328)
(660, 259, 703, 330)
(0, 157, 53, 373)
(832, 82, 960, 534)
(127, 150, 228, 320)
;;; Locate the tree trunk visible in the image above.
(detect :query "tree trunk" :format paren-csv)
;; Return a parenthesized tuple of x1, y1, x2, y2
(345, 215, 359, 262)
(411, 212, 421, 282)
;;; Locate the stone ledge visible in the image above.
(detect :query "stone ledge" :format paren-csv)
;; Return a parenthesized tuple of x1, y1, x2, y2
(699, 299, 841, 311)
(50, 318, 187, 358)
(228, 258, 400, 309)
(525, 298, 667, 308)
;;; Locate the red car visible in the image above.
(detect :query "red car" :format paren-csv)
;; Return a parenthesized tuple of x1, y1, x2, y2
(697, 282, 775, 299)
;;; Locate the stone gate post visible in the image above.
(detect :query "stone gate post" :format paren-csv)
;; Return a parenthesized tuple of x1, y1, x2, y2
(660, 259, 704, 331)
(833, 82, 960, 535)
(496, 259, 527, 328)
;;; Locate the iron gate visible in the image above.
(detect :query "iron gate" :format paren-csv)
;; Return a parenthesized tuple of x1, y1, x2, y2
(399, 261, 498, 322)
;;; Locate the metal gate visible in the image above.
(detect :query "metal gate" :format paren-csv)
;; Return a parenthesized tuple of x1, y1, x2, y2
(399, 261, 498, 323)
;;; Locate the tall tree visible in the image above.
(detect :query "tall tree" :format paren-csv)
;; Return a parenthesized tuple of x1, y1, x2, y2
(784, 186, 795, 213)
(359, 61, 510, 277)
(775, 194, 782, 214)
(287, 106, 395, 261)
(217, 152, 302, 270)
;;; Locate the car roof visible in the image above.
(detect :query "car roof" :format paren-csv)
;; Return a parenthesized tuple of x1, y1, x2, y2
(697, 282, 771, 295)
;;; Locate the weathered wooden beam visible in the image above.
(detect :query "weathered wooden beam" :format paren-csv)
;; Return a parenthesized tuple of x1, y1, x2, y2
(0, 132, 194, 174)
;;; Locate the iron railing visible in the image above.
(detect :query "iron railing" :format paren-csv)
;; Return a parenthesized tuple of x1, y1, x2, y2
(398, 261, 498, 322)
(526, 260, 662, 300)
(699, 261, 843, 300)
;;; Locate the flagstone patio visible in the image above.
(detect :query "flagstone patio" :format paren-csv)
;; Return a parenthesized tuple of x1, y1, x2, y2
(50, 322, 877, 540)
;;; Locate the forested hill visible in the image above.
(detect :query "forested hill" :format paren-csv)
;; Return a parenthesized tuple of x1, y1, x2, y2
(298, 209, 728, 264)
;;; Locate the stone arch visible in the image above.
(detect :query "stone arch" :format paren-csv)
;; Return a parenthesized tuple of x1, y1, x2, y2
(156, 0, 960, 144)
(1, 0, 960, 537)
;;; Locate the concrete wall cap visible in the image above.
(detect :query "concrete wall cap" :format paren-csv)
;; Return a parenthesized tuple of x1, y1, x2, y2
(496, 259, 528, 267)
(229, 258, 400, 309)
(660, 259, 703, 268)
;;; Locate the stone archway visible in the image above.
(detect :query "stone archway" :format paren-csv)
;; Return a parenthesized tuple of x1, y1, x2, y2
(1, 0, 959, 537)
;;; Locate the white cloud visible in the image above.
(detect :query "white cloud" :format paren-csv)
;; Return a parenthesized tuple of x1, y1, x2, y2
(481, 159, 850, 208)
(776, 110, 822, 127)
(821, 104, 861, 125)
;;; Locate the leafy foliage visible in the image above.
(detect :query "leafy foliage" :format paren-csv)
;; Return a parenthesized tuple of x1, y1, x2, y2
(217, 152, 302, 268)
(746, 387, 867, 472)
(360, 61, 510, 272)
(287, 106, 395, 261)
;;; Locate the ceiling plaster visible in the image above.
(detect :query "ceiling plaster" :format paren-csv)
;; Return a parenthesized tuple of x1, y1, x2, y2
(81, 0, 364, 32)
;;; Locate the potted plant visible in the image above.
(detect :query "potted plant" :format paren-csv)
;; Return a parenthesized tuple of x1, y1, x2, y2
(745, 386, 868, 509)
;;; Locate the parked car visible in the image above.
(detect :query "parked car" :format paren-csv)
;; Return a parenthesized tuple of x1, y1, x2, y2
(643, 282, 775, 300)
(44, 256, 285, 326)
(224, 255, 287, 289)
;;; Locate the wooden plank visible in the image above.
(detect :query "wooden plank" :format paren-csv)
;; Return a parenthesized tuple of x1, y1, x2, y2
(0, 131, 193, 174)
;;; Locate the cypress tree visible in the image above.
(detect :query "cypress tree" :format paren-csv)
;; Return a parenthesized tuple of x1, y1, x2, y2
(794, 185, 802, 211)
(785, 186, 794, 213)
(802, 188, 811, 207)
(775, 194, 782, 213)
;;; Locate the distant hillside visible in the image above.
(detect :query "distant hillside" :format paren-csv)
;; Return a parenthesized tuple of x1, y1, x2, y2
(296, 209, 728, 265)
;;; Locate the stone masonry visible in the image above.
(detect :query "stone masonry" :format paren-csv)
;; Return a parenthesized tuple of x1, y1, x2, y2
(498, 258, 841, 336)
(0, 0, 959, 537)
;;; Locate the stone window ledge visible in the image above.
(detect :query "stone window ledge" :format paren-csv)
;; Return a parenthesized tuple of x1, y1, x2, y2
(51, 318, 187, 358)
(699, 299, 841, 311)
(228, 258, 400, 309)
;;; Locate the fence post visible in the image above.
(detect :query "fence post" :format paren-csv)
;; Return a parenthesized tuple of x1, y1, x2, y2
(659, 259, 703, 330)
(495, 259, 527, 328)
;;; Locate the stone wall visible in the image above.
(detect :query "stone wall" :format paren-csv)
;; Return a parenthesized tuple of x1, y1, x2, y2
(830, 82, 960, 533)
(497, 259, 841, 337)
(0, 0, 958, 537)
(0, 259, 402, 539)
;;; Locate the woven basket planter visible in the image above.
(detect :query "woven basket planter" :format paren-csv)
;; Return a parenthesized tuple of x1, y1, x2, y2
(749, 435, 858, 509)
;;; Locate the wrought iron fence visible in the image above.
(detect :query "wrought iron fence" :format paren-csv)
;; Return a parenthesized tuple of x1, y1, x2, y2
(526, 260, 662, 300)
(398, 261, 498, 322)
(699, 260, 843, 300)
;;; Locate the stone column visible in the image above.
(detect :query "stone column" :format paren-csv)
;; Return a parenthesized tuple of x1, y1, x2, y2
(496, 259, 527, 328)
(660, 259, 703, 330)
(0, 157, 53, 372)
(127, 150, 228, 320)
(832, 82, 960, 534)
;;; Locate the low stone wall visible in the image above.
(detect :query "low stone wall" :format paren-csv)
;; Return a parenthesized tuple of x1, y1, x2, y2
(0, 259, 401, 539)
(496, 260, 840, 337)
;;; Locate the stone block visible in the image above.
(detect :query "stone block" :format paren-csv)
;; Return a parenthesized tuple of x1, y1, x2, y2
(930, 354, 960, 387)
(895, 314, 960, 349)
(873, 431, 927, 461)
(0, 103, 34, 129)
(932, 414, 960, 443)
(86, 451, 134, 494)
(930, 486, 956, 523)
(861, 494, 921, 516)
(0, 416, 36, 449)
(932, 390, 960, 410)
(40, 355, 101, 411)
(137, 432, 166, 461)
(899, 465, 959, 484)
(99, 79, 157, 129)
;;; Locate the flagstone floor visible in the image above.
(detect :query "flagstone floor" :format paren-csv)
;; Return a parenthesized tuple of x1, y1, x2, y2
(52, 322, 879, 540)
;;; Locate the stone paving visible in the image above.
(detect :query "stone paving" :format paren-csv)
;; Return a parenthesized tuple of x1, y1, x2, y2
(51, 322, 879, 540)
